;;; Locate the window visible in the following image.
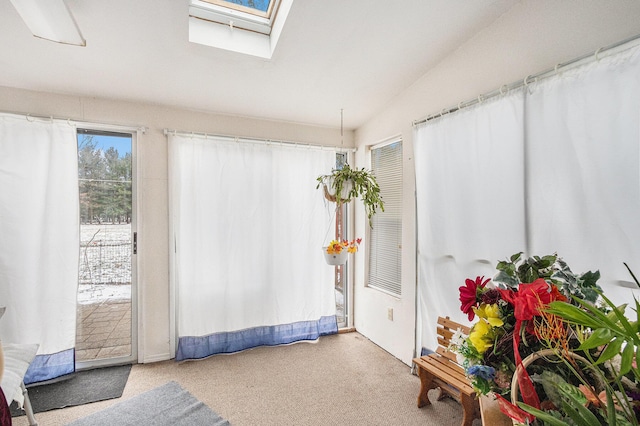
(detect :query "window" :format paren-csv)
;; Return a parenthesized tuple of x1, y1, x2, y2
(202, 0, 274, 18)
(191, 0, 278, 35)
(189, 0, 292, 58)
(368, 140, 402, 296)
(333, 152, 349, 327)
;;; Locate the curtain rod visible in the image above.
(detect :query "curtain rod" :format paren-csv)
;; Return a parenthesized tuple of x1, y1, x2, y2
(163, 128, 356, 152)
(0, 110, 147, 133)
(412, 32, 640, 126)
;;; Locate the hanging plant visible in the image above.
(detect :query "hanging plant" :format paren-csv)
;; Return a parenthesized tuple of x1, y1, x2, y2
(322, 238, 361, 265)
(316, 163, 384, 227)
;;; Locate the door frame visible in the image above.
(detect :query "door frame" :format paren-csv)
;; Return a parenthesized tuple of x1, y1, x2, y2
(75, 123, 140, 370)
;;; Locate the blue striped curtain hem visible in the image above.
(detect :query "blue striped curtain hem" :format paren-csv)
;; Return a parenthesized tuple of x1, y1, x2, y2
(176, 315, 338, 361)
(24, 348, 75, 384)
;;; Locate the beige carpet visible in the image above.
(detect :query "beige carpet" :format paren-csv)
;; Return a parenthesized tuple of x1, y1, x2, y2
(13, 332, 481, 425)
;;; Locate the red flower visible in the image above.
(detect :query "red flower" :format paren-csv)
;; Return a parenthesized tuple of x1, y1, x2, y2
(517, 279, 552, 320)
(459, 276, 490, 321)
(497, 287, 514, 305)
(499, 278, 551, 322)
(549, 284, 567, 302)
(481, 288, 502, 305)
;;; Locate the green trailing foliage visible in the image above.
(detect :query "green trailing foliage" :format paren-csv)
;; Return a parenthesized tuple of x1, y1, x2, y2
(316, 163, 384, 227)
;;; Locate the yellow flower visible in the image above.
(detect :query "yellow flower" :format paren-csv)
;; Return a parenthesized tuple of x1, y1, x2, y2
(473, 303, 504, 328)
(326, 240, 343, 254)
(469, 320, 493, 354)
(327, 239, 361, 254)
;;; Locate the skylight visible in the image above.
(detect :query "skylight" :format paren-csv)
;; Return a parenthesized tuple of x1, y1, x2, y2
(189, 0, 292, 58)
(204, 0, 273, 17)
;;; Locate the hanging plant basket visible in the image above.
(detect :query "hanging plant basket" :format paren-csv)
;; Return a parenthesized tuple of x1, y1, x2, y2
(323, 177, 353, 203)
(316, 163, 384, 227)
(322, 247, 348, 265)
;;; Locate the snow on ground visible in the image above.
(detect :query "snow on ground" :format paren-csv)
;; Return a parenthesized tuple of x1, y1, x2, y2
(79, 223, 132, 304)
(78, 283, 131, 304)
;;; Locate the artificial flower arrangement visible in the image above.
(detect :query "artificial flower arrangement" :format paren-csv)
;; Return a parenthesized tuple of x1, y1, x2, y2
(450, 252, 640, 425)
(326, 238, 362, 255)
(323, 238, 362, 266)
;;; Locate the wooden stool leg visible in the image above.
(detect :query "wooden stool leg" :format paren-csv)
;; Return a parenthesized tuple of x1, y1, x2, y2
(416, 367, 434, 408)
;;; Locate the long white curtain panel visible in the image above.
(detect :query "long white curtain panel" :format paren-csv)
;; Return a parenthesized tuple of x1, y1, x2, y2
(524, 46, 640, 303)
(414, 91, 526, 354)
(0, 113, 79, 383)
(169, 134, 339, 360)
(413, 41, 640, 354)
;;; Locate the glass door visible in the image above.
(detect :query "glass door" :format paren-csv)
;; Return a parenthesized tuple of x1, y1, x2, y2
(75, 128, 137, 368)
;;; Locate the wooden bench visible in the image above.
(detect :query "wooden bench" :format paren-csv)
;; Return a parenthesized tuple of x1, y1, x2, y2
(413, 316, 480, 426)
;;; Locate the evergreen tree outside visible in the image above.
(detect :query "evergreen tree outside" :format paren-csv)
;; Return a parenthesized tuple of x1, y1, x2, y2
(78, 133, 132, 224)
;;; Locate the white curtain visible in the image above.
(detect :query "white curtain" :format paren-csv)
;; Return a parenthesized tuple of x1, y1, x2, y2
(414, 92, 526, 353)
(0, 114, 79, 383)
(169, 134, 339, 360)
(525, 45, 640, 304)
(414, 42, 640, 354)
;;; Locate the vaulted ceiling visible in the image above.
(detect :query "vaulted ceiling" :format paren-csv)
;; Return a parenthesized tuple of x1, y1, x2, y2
(0, 0, 521, 129)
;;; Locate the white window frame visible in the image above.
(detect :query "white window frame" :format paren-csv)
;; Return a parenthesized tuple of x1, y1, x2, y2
(190, 0, 279, 35)
(367, 138, 402, 297)
(189, 0, 293, 58)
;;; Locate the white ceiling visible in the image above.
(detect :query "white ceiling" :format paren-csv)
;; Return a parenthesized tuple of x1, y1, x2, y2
(0, 0, 520, 129)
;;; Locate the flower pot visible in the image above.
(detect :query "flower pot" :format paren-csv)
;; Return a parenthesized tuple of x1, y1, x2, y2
(322, 247, 347, 265)
(323, 178, 353, 203)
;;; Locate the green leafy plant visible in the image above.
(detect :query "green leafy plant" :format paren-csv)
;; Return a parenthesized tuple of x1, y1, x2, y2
(316, 163, 384, 227)
(516, 265, 640, 425)
(452, 252, 640, 425)
(451, 253, 602, 400)
(493, 252, 602, 303)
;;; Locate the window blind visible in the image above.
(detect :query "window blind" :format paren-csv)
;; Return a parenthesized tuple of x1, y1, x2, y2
(368, 140, 402, 296)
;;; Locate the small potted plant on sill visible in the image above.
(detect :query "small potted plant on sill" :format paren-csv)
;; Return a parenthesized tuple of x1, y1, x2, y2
(316, 163, 384, 227)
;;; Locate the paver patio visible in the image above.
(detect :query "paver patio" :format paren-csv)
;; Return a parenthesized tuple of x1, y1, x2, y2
(76, 299, 131, 361)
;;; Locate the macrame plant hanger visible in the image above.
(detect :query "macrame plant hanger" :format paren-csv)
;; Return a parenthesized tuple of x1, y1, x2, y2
(321, 109, 348, 266)
(336, 108, 346, 243)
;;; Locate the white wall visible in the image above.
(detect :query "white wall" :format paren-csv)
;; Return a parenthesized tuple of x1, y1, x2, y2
(354, 0, 640, 365)
(4, 0, 640, 368)
(0, 85, 353, 363)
